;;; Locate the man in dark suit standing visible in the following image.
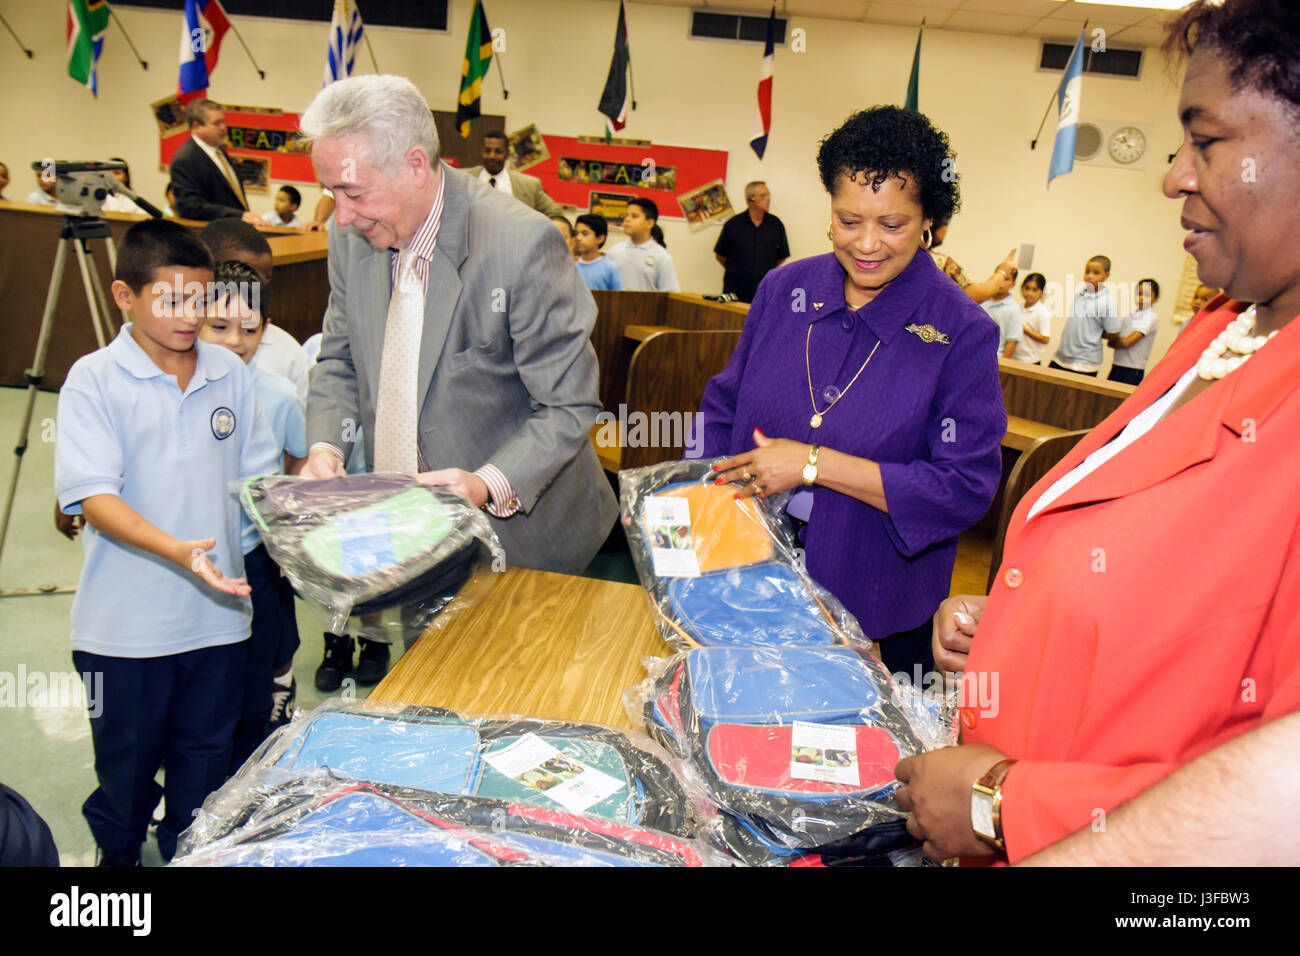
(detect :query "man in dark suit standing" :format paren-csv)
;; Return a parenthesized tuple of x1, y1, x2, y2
(169, 99, 263, 224)
(463, 131, 565, 218)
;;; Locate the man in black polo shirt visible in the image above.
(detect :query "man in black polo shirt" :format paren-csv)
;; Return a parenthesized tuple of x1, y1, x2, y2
(713, 181, 790, 303)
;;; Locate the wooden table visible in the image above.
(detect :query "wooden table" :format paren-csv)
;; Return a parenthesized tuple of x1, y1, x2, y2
(370, 567, 670, 730)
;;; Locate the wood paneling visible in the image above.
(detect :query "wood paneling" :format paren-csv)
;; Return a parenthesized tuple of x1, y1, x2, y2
(370, 567, 668, 730)
(998, 359, 1133, 431)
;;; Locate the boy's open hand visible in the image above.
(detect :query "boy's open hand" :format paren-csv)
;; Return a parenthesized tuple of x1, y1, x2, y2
(179, 538, 251, 596)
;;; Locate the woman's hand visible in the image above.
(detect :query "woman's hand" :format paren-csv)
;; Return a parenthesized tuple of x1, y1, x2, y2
(713, 428, 810, 499)
(933, 593, 986, 675)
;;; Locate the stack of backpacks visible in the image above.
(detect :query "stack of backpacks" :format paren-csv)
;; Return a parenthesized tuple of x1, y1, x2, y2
(621, 459, 954, 866)
(174, 702, 714, 867)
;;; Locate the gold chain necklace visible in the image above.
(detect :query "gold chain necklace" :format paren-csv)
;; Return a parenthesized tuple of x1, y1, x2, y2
(805, 322, 880, 429)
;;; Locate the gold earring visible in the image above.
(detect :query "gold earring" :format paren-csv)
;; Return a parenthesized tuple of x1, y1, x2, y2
(921, 228, 933, 249)
(826, 225, 834, 241)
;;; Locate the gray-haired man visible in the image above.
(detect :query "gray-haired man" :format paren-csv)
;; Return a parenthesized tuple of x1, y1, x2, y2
(298, 75, 617, 666)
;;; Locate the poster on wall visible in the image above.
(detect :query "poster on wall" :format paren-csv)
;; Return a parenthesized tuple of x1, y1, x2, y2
(508, 124, 549, 171)
(525, 134, 728, 220)
(588, 190, 636, 226)
(155, 96, 317, 186)
(677, 179, 733, 232)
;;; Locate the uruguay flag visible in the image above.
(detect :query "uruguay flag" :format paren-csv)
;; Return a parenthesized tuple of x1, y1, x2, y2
(324, 0, 364, 87)
(1048, 30, 1085, 186)
(178, 0, 231, 102)
(749, 4, 775, 159)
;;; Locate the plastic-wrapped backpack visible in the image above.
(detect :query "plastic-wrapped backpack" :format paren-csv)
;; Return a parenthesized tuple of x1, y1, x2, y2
(620, 460, 871, 650)
(633, 645, 938, 866)
(239, 474, 503, 633)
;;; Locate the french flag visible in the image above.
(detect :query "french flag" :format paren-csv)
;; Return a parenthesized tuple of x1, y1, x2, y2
(749, 5, 776, 159)
(178, 0, 231, 102)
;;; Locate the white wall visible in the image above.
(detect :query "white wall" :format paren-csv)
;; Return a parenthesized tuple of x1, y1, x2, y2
(0, 0, 1191, 370)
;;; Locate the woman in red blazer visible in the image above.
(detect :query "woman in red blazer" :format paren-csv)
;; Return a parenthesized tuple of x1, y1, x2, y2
(894, 0, 1300, 865)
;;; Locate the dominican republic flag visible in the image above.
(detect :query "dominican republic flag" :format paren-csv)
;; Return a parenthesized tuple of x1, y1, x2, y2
(749, 5, 775, 159)
(597, 0, 631, 139)
(1048, 30, 1085, 186)
(324, 0, 365, 87)
(178, 0, 231, 102)
(67, 0, 110, 96)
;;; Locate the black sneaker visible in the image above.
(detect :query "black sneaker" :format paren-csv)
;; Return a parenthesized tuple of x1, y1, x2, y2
(269, 676, 297, 728)
(315, 633, 355, 692)
(96, 846, 142, 867)
(355, 638, 390, 686)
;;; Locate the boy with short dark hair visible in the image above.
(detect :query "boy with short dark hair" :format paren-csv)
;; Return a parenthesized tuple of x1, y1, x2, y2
(1049, 254, 1121, 377)
(980, 265, 1021, 359)
(55, 219, 279, 865)
(573, 213, 624, 290)
(1107, 278, 1160, 385)
(200, 260, 307, 755)
(606, 198, 680, 292)
(261, 185, 303, 228)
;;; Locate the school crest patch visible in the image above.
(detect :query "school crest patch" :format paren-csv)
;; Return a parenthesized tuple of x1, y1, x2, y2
(211, 407, 236, 440)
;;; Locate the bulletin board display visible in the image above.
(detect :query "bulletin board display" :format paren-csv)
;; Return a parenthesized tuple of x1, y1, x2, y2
(524, 135, 729, 220)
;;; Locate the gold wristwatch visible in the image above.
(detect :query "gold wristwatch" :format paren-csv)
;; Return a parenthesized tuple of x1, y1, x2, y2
(801, 445, 821, 486)
(971, 758, 1017, 852)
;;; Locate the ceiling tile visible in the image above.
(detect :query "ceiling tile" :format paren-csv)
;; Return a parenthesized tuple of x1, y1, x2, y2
(863, 3, 957, 26)
(940, 10, 1041, 33)
(785, 0, 872, 18)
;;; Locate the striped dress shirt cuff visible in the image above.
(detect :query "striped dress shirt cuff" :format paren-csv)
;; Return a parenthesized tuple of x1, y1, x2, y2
(474, 463, 520, 518)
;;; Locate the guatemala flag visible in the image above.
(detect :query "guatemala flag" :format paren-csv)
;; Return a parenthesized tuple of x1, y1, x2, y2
(749, 4, 775, 159)
(1048, 30, 1085, 186)
(178, 0, 231, 102)
(324, 0, 365, 87)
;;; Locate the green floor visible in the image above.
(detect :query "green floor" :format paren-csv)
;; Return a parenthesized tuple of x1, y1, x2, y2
(0, 385, 636, 866)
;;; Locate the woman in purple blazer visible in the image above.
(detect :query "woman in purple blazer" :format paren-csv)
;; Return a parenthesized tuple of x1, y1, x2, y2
(701, 107, 1007, 677)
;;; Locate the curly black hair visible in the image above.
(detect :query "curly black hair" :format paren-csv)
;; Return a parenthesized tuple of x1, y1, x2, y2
(816, 106, 960, 225)
(1163, 0, 1300, 115)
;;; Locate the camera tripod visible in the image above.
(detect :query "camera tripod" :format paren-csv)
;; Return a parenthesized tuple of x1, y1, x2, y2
(0, 215, 121, 595)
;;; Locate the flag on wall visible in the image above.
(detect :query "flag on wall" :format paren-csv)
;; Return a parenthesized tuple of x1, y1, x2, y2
(324, 0, 365, 87)
(904, 24, 922, 111)
(456, 0, 493, 138)
(598, 0, 631, 141)
(749, 5, 775, 159)
(178, 0, 231, 103)
(67, 0, 110, 96)
(1048, 30, 1085, 186)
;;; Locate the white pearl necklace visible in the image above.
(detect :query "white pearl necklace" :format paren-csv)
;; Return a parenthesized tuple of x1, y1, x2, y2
(1197, 305, 1277, 380)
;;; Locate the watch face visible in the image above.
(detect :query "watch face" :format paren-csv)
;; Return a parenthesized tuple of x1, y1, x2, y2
(971, 790, 995, 839)
(1109, 126, 1147, 164)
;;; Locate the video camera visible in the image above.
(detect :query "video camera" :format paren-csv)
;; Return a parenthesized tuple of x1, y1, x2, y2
(29, 160, 163, 219)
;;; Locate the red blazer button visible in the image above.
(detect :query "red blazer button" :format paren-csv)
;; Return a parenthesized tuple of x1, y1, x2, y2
(1003, 567, 1024, 589)
(960, 708, 977, 730)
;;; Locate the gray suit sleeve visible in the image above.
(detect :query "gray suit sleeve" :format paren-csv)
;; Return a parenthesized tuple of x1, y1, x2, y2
(484, 222, 601, 513)
(305, 233, 363, 461)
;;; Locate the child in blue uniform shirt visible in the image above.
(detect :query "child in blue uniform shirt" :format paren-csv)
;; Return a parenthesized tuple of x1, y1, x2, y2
(1049, 254, 1121, 376)
(199, 261, 307, 769)
(573, 214, 624, 290)
(55, 219, 280, 865)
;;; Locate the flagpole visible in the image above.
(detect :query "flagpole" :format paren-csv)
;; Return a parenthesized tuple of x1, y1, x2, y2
(1031, 20, 1087, 150)
(0, 12, 33, 59)
(494, 53, 509, 101)
(364, 32, 379, 72)
(226, 18, 266, 80)
(109, 8, 149, 71)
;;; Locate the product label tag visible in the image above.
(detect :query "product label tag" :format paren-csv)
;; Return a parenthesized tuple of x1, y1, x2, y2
(789, 720, 860, 786)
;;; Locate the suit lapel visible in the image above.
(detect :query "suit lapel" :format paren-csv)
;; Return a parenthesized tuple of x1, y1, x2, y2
(417, 164, 469, 403)
(356, 242, 392, 410)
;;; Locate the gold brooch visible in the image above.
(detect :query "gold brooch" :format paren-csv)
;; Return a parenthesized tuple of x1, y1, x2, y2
(905, 322, 951, 345)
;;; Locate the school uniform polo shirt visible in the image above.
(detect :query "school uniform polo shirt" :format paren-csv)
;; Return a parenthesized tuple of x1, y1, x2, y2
(1053, 286, 1120, 372)
(240, 364, 307, 555)
(576, 255, 624, 291)
(55, 326, 280, 658)
(606, 238, 681, 292)
(980, 296, 1022, 357)
(1111, 306, 1159, 371)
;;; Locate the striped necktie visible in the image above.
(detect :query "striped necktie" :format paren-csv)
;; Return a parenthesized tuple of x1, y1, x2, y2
(372, 249, 424, 474)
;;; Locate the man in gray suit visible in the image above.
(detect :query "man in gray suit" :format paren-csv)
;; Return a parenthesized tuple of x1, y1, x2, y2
(463, 130, 565, 218)
(298, 76, 616, 611)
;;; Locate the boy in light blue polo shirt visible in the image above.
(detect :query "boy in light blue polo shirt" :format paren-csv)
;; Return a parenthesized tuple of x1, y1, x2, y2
(1049, 254, 1121, 377)
(980, 265, 1022, 359)
(54, 219, 279, 865)
(573, 213, 624, 291)
(200, 260, 308, 767)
